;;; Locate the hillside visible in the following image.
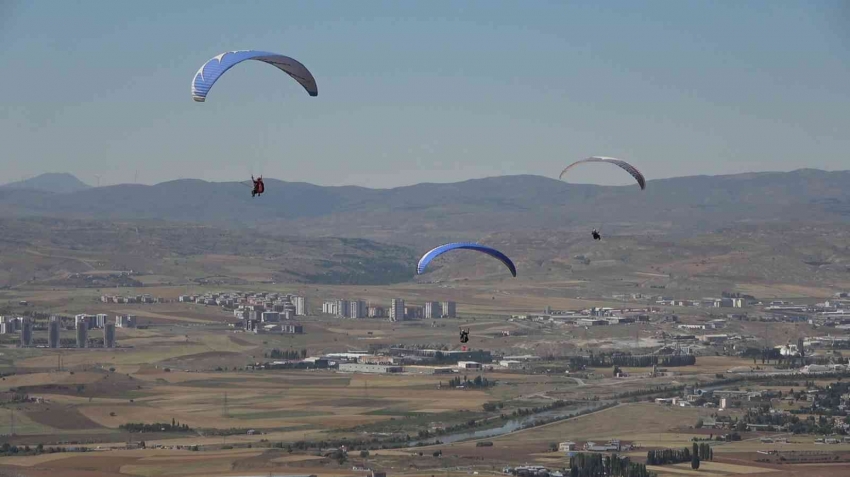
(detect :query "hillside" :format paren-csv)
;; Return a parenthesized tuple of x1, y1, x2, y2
(1, 170, 849, 291)
(0, 218, 416, 288)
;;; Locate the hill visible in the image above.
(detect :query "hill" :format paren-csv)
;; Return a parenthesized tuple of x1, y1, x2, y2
(0, 218, 416, 289)
(0, 172, 91, 193)
(0, 170, 849, 290)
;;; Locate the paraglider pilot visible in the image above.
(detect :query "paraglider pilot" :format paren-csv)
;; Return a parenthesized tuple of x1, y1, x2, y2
(459, 327, 469, 344)
(251, 175, 265, 197)
(591, 229, 601, 241)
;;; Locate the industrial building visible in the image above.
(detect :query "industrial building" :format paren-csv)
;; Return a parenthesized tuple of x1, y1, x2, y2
(338, 363, 404, 374)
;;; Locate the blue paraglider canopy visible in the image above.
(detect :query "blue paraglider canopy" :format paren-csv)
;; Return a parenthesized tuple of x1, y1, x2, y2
(417, 242, 517, 277)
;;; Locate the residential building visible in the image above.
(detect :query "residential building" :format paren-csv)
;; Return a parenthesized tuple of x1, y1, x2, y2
(390, 299, 405, 321)
(404, 305, 423, 319)
(282, 323, 303, 334)
(559, 441, 576, 452)
(104, 322, 116, 348)
(441, 301, 457, 318)
(20, 318, 33, 347)
(424, 302, 442, 319)
(368, 306, 385, 318)
(293, 295, 307, 316)
(95, 314, 108, 328)
(48, 317, 60, 348)
(116, 315, 136, 328)
(261, 311, 280, 323)
(322, 300, 338, 315)
(337, 299, 351, 318)
(76, 320, 88, 348)
(350, 300, 367, 319)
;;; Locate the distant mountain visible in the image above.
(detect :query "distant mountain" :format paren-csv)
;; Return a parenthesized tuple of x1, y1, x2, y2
(1, 169, 849, 247)
(1, 173, 91, 194)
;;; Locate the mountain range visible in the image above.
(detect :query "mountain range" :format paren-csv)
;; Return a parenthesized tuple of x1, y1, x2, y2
(1, 169, 849, 244)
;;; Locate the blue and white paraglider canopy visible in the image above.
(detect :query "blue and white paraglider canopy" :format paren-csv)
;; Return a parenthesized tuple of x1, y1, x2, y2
(192, 50, 318, 102)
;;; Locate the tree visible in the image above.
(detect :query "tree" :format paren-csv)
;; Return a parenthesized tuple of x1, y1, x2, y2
(360, 450, 369, 458)
(695, 418, 704, 429)
(691, 454, 700, 470)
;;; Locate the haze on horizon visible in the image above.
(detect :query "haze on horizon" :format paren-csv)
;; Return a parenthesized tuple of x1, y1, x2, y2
(1, 0, 848, 189)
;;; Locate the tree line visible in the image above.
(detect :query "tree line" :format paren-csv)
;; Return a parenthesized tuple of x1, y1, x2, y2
(119, 419, 192, 433)
(568, 354, 696, 368)
(264, 348, 308, 360)
(567, 452, 654, 477)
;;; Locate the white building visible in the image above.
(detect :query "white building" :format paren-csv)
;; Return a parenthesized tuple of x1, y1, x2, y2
(293, 295, 307, 316)
(116, 315, 137, 328)
(441, 301, 457, 318)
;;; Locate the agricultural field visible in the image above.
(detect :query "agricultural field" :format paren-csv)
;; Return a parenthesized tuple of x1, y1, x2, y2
(0, 281, 848, 477)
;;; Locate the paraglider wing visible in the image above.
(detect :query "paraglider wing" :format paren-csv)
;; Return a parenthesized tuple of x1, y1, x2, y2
(558, 156, 646, 190)
(192, 50, 318, 102)
(417, 242, 517, 277)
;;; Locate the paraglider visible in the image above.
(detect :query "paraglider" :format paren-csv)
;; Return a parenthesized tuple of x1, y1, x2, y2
(417, 242, 517, 278)
(192, 50, 318, 102)
(459, 327, 470, 344)
(558, 156, 646, 190)
(251, 175, 265, 197)
(592, 229, 601, 241)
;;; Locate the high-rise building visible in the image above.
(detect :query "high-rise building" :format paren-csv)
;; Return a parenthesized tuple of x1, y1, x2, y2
(336, 299, 351, 319)
(20, 318, 33, 347)
(48, 317, 61, 348)
(76, 320, 88, 348)
(424, 302, 442, 319)
(103, 322, 116, 348)
(368, 306, 385, 318)
(350, 300, 367, 319)
(441, 301, 457, 318)
(390, 299, 405, 322)
(293, 295, 307, 316)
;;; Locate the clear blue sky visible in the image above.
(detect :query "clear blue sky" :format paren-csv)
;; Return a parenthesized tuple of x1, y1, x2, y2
(1, 0, 848, 188)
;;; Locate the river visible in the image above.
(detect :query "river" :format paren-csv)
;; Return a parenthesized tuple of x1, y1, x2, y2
(409, 401, 612, 446)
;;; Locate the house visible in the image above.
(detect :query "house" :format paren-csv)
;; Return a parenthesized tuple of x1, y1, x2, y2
(559, 441, 576, 451)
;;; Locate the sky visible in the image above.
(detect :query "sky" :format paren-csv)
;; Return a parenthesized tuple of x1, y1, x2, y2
(1, 0, 849, 189)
